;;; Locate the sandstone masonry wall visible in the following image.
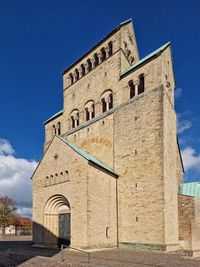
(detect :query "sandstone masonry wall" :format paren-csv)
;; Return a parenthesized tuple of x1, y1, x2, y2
(33, 137, 89, 247)
(178, 194, 195, 250)
(114, 87, 164, 245)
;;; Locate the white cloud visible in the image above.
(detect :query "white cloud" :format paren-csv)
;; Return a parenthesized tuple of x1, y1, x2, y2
(175, 87, 182, 98)
(177, 113, 192, 134)
(0, 139, 38, 217)
(178, 120, 192, 134)
(0, 139, 15, 155)
(181, 146, 200, 172)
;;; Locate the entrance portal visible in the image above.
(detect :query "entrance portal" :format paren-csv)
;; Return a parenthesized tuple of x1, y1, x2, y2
(44, 194, 71, 247)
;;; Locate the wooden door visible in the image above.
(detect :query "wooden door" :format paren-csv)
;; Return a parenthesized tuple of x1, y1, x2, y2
(58, 213, 70, 247)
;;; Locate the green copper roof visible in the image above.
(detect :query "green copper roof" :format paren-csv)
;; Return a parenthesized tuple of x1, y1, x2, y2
(120, 18, 132, 26)
(57, 136, 118, 177)
(44, 110, 63, 124)
(121, 42, 171, 78)
(179, 182, 200, 198)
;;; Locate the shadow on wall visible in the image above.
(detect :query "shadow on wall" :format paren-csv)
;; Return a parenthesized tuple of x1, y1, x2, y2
(0, 222, 61, 267)
(33, 220, 70, 248)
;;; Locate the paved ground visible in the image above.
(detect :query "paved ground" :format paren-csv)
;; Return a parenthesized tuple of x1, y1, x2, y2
(0, 236, 59, 266)
(1, 237, 200, 267)
(52, 248, 200, 267)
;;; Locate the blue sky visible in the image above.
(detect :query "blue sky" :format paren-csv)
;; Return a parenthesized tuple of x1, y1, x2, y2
(0, 0, 200, 216)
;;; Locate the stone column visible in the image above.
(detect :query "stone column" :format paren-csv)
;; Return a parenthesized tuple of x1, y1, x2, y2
(98, 52, 102, 64)
(105, 97, 110, 111)
(78, 68, 82, 78)
(85, 62, 89, 74)
(73, 72, 77, 82)
(134, 79, 139, 95)
(56, 123, 60, 132)
(88, 106, 93, 120)
(91, 58, 95, 69)
(105, 47, 110, 59)
(74, 114, 79, 127)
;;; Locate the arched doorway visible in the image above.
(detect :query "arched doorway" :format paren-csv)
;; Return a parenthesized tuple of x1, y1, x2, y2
(44, 194, 71, 247)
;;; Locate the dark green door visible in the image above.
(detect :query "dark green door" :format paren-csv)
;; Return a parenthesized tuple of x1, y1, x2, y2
(58, 213, 70, 247)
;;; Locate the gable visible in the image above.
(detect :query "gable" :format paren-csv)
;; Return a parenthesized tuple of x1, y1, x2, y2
(31, 136, 87, 184)
(32, 136, 118, 183)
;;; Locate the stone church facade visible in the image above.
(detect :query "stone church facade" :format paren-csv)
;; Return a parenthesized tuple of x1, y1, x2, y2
(32, 19, 200, 253)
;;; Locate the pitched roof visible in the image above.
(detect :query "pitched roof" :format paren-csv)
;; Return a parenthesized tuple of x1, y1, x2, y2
(121, 42, 171, 78)
(13, 216, 32, 226)
(179, 182, 200, 198)
(57, 136, 118, 177)
(44, 110, 63, 125)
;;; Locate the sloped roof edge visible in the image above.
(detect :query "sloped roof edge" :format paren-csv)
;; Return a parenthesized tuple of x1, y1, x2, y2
(57, 136, 118, 177)
(177, 137, 185, 173)
(62, 19, 132, 75)
(44, 110, 63, 125)
(120, 42, 170, 78)
(120, 18, 132, 26)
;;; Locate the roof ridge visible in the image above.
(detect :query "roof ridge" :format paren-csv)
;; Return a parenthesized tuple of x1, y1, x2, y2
(62, 19, 132, 75)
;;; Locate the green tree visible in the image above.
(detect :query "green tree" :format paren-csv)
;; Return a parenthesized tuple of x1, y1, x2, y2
(0, 196, 17, 235)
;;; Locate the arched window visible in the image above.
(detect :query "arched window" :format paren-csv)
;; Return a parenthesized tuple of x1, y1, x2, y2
(87, 59, 92, 72)
(75, 68, 79, 80)
(108, 42, 113, 56)
(76, 114, 79, 126)
(57, 122, 61, 135)
(69, 73, 73, 84)
(84, 101, 95, 121)
(138, 74, 145, 94)
(91, 103, 95, 118)
(101, 90, 113, 113)
(81, 64, 85, 76)
(106, 226, 110, 238)
(53, 125, 56, 135)
(101, 48, 106, 62)
(70, 110, 79, 129)
(71, 116, 75, 128)
(125, 49, 131, 58)
(94, 53, 98, 67)
(129, 56, 135, 64)
(129, 80, 135, 99)
(85, 107, 89, 121)
(109, 93, 113, 109)
(102, 98, 106, 113)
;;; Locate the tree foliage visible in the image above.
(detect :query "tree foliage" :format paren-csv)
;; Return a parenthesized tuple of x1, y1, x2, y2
(0, 196, 17, 234)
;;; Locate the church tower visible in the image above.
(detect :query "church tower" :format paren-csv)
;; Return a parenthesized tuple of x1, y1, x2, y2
(32, 19, 185, 251)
